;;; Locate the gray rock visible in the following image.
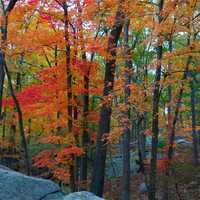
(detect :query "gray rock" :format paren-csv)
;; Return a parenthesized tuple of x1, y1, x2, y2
(63, 191, 104, 200)
(138, 182, 148, 194)
(0, 167, 101, 200)
(0, 168, 62, 200)
(106, 151, 140, 178)
(0, 164, 11, 170)
(43, 192, 64, 200)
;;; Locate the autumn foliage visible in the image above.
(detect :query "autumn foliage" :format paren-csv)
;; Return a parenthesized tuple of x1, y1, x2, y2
(0, 0, 200, 199)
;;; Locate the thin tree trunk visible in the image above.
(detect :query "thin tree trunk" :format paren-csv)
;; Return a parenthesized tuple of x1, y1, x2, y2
(0, 59, 5, 120)
(0, 13, 7, 121)
(73, 95, 79, 190)
(63, 3, 72, 133)
(167, 59, 192, 161)
(2, 107, 6, 139)
(80, 53, 90, 188)
(163, 31, 196, 200)
(137, 117, 146, 174)
(63, 2, 75, 192)
(76, 1, 90, 187)
(9, 60, 22, 154)
(121, 18, 131, 200)
(0, 0, 30, 174)
(122, 127, 131, 200)
(163, 56, 191, 198)
(166, 22, 199, 166)
(0, 0, 18, 120)
(190, 80, 199, 165)
(148, 1, 164, 199)
(4, 61, 31, 175)
(79, 17, 101, 189)
(90, 4, 125, 197)
(162, 38, 173, 200)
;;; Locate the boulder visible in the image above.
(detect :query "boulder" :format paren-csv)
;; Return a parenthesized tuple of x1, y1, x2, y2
(138, 182, 148, 194)
(0, 167, 103, 200)
(0, 164, 12, 170)
(63, 191, 104, 200)
(0, 168, 63, 200)
(43, 193, 64, 200)
(106, 151, 140, 178)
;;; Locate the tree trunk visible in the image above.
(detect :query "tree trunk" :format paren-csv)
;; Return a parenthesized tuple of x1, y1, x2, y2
(0, 58, 5, 120)
(80, 54, 90, 189)
(4, 61, 31, 175)
(90, 4, 125, 197)
(163, 37, 196, 200)
(190, 80, 199, 165)
(162, 38, 173, 200)
(63, 2, 75, 192)
(63, 3, 72, 133)
(0, 14, 7, 120)
(167, 58, 191, 161)
(121, 18, 131, 200)
(0, 1, 30, 174)
(148, 1, 164, 199)
(0, 0, 18, 120)
(77, 1, 90, 186)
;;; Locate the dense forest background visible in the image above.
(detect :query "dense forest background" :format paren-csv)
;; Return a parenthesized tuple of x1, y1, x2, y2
(0, 0, 200, 199)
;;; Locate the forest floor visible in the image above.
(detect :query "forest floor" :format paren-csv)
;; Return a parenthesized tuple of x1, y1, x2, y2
(103, 172, 200, 200)
(103, 147, 200, 200)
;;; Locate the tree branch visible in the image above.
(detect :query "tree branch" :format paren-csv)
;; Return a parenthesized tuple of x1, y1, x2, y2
(5, 0, 18, 13)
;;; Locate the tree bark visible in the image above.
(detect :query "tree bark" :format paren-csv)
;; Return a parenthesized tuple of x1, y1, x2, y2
(63, 2, 75, 192)
(90, 4, 125, 197)
(0, 0, 30, 174)
(167, 59, 191, 161)
(0, 52, 5, 120)
(190, 80, 199, 165)
(121, 18, 131, 200)
(4, 61, 31, 175)
(148, 1, 164, 199)
(80, 53, 90, 188)
(76, 1, 90, 187)
(0, 12, 7, 120)
(0, 0, 18, 120)
(63, 3, 72, 133)
(162, 39, 173, 200)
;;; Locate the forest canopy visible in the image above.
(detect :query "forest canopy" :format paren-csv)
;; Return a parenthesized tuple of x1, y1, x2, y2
(0, 0, 200, 199)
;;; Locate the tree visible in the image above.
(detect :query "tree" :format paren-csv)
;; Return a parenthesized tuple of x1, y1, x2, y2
(0, 0, 31, 175)
(90, 2, 125, 196)
(148, 0, 164, 199)
(0, 0, 18, 119)
(190, 77, 199, 165)
(121, 18, 132, 200)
